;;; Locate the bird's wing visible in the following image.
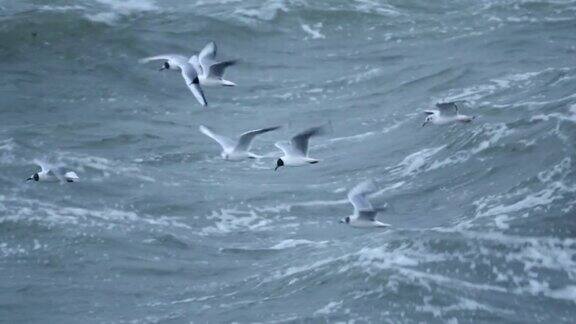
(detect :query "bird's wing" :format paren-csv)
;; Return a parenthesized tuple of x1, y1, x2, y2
(32, 159, 58, 176)
(188, 51, 199, 63)
(236, 126, 281, 152)
(181, 64, 207, 106)
(274, 141, 296, 156)
(435, 102, 459, 116)
(347, 180, 377, 212)
(208, 60, 236, 78)
(199, 125, 236, 150)
(357, 210, 377, 222)
(34, 160, 49, 173)
(188, 54, 204, 75)
(199, 41, 217, 68)
(139, 54, 188, 66)
(49, 166, 70, 182)
(290, 125, 327, 157)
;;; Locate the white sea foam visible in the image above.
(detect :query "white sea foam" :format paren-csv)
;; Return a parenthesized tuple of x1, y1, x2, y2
(531, 103, 576, 124)
(94, 0, 158, 13)
(271, 239, 328, 250)
(201, 208, 272, 235)
(86, 0, 158, 25)
(56, 153, 156, 182)
(350, 67, 383, 84)
(233, 0, 287, 23)
(38, 5, 85, 12)
(354, 0, 401, 16)
(469, 157, 574, 229)
(0, 195, 190, 231)
(443, 71, 541, 103)
(427, 123, 512, 172)
(270, 255, 344, 282)
(351, 242, 447, 274)
(353, 229, 576, 305)
(0, 138, 15, 165)
(301, 23, 325, 39)
(392, 146, 445, 177)
(433, 229, 576, 289)
(418, 296, 511, 318)
(313, 301, 342, 315)
(328, 131, 376, 144)
(0, 242, 27, 258)
(320, 120, 405, 150)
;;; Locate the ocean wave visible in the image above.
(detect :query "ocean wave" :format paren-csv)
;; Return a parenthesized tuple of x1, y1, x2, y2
(0, 194, 190, 233)
(2, 0, 575, 321)
(271, 238, 328, 249)
(0, 138, 16, 165)
(201, 208, 274, 235)
(55, 152, 157, 182)
(390, 146, 445, 177)
(469, 157, 575, 229)
(85, 0, 159, 25)
(425, 123, 513, 172)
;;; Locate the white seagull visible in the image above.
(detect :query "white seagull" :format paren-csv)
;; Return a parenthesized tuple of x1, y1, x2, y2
(199, 125, 281, 161)
(26, 162, 79, 183)
(274, 125, 327, 171)
(140, 54, 208, 107)
(190, 42, 237, 87)
(340, 180, 390, 228)
(422, 101, 474, 126)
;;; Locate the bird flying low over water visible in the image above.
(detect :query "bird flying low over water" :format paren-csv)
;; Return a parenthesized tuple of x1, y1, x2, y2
(199, 125, 281, 161)
(26, 162, 79, 183)
(140, 54, 208, 107)
(340, 180, 390, 228)
(190, 41, 237, 87)
(140, 42, 237, 107)
(274, 125, 328, 171)
(422, 101, 474, 126)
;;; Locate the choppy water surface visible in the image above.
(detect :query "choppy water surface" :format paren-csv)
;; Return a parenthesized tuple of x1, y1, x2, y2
(1, 0, 576, 322)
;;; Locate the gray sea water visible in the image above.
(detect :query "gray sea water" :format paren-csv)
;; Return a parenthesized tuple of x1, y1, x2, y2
(1, 0, 576, 323)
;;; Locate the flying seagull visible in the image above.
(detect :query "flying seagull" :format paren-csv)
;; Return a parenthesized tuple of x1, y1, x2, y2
(26, 162, 79, 183)
(340, 180, 390, 228)
(199, 125, 281, 161)
(140, 54, 208, 107)
(422, 101, 474, 126)
(274, 125, 327, 171)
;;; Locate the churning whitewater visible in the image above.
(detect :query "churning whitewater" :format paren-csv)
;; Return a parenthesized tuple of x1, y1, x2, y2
(1, 0, 575, 323)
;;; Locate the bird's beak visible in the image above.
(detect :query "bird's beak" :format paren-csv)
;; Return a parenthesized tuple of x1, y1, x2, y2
(339, 220, 344, 224)
(25, 177, 32, 182)
(159, 67, 166, 71)
(274, 166, 280, 171)
(422, 121, 428, 127)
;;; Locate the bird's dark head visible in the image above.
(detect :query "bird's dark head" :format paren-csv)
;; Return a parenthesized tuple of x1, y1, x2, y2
(159, 61, 170, 71)
(339, 216, 350, 224)
(274, 158, 284, 171)
(26, 173, 39, 182)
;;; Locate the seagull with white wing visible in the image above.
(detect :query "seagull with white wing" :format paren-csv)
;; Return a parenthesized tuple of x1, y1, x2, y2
(26, 162, 79, 183)
(140, 54, 208, 107)
(190, 41, 237, 87)
(340, 180, 390, 228)
(274, 125, 327, 171)
(199, 125, 281, 161)
(422, 101, 475, 126)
